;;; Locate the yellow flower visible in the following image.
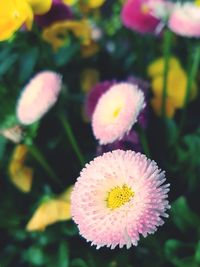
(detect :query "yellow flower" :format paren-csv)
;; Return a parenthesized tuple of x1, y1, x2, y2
(42, 20, 91, 51)
(151, 96, 176, 118)
(62, 0, 77, 6)
(86, 0, 106, 8)
(0, 0, 33, 41)
(148, 57, 197, 117)
(27, 0, 52, 15)
(81, 40, 99, 58)
(147, 57, 180, 78)
(80, 68, 100, 93)
(26, 186, 73, 231)
(9, 144, 33, 193)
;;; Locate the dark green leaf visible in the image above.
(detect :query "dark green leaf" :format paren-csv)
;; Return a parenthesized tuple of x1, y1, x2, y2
(58, 241, 69, 267)
(0, 53, 18, 76)
(54, 43, 80, 67)
(18, 47, 39, 83)
(170, 197, 200, 233)
(70, 259, 88, 267)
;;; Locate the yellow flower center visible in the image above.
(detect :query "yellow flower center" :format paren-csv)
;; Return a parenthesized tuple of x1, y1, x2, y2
(106, 184, 134, 210)
(141, 4, 149, 14)
(195, 0, 200, 7)
(113, 106, 122, 118)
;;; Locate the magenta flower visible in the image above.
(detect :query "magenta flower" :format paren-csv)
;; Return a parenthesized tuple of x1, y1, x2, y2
(71, 150, 170, 249)
(121, 0, 162, 34)
(168, 3, 200, 37)
(92, 83, 145, 145)
(16, 71, 62, 125)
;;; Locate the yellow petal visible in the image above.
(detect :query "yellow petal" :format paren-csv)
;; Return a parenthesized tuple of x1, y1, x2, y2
(59, 185, 74, 202)
(42, 20, 91, 51)
(147, 57, 181, 78)
(0, 0, 33, 41)
(11, 144, 28, 163)
(9, 144, 33, 193)
(80, 68, 100, 93)
(62, 0, 77, 6)
(87, 0, 106, 8)
(151, 96, 176, 118)
(26, 199, 71, 231)
(81, 41, 99, 58)
(27, 0, 52, 15)
(10, 166, 33, 193)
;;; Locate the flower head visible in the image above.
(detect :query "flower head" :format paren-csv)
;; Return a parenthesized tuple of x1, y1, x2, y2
(121, 0, 162, 34)
(92, 83, 145, 145)
(42, 20, 91, 51)
(168, 3, 200, 37)
(16, 71, 62, 125)
(0, 0, 33, 41)
(71, 150, 170, 249)
(85, 80, 116, 119)
(147, 57, 197, 118)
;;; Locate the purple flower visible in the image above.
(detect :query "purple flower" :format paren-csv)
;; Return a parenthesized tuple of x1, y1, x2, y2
(96, 130, 142, 156)
(35, 0, 73, 28)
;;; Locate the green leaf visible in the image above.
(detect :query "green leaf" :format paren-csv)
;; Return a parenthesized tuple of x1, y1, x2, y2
(165, 239, 196, 267)
(170, 197, 200, 233)
(195, 241, 200, 264)
(70, 259, 88, 267)
(58, 241, 69, 267)
(0, 53, 18, 76)
(164, 118, 178, 147)
(54, 43, 80, 67)
(0, 135, 7, 162)
(18, 47, 39, 83)
(24, 246, 45, 266)
(24, 121, 40, 145)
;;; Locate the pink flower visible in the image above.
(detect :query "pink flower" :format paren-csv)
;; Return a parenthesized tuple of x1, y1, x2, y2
(92, 83, 145, 145)
(85, 80, 116, 119)
(168, 3, 200, 37)
(16, 71, 62, 125)
(121, 0, 162, 34)
(71, 150, 170, 249)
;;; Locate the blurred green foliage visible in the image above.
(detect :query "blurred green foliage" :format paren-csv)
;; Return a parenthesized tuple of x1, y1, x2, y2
(0, 0, 200, 267)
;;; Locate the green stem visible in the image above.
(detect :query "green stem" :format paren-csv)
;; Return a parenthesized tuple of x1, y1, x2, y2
(162, 30, 173, 118)
(179, 44, 200, 134)
(137, 125, 151, 158)
(59, 113, 85, 167)
(28, 144, 62, 187)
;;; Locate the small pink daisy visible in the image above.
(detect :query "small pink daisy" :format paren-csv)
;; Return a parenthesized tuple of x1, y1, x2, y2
(92, 83, 145, 145)
(168, 3, 200, 37)
(16, 71, 62, 125)
(71, 150, 170, 249)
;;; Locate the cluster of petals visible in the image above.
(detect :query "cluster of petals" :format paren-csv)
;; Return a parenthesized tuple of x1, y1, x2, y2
(71, 149, 170, 249)
(168, 2, 200, 37)
(92, 83, 145, 145)
(16, 71, 62, 125)
(121, 0, 162, 34)
(0, 0, 52, 41)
